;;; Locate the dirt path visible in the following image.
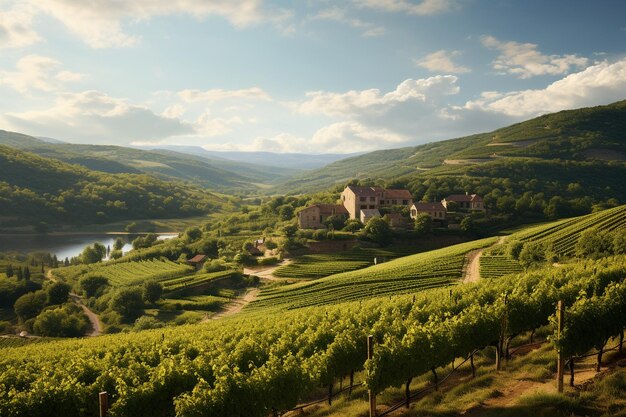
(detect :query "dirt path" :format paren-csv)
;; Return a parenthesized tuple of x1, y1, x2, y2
(47, 269, 102, 336)
(210, 288, 260, 320)
(243, 259, 292, 281)
(70, 293, 102, 336)
(462, 236, 507, 283)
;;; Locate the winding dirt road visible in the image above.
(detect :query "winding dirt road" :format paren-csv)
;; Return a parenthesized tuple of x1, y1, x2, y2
(462, 236, 507, 283)
(210, 288, 260, 320)
(243, 259, 292, 281)
(70, 293, 102, 336)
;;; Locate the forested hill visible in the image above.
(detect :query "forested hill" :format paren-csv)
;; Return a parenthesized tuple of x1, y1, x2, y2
(0, 130, 297, 193)
(276, 100, 626, 194)
(0, 145, 233, 227)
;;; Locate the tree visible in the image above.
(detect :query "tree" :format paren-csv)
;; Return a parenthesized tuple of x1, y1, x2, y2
(342, 219, 363, 232)
(33, 305, 89, 337)
(81, 245, 102, 264)
(113, 237, 125, 251)
(79, 275, 109, 298)
(109, 288, 144, 321)
(460, 217, 475, 234)
(184, 227, 203, 242)
(46, 281, 71, 305)
(575, 229, 613, 259)
(16, 267, 23, 280)
(362, 217, 392, 246)
(143, 281, 163, 304)
(506, 240, 524, 260)
(5, 264, 13, 278)
(278, 205, 295, 221)
(281, 223, 298, 237)
(413, 213, 433, 234)
(613, 231, 626, 255)
(23, 266, 30, 281)
(519, 242, 546, 269)
(323, 215, 346, 231)
(14, 291, 46, 322)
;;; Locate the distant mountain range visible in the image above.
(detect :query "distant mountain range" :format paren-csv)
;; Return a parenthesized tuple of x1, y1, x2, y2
(137, 145, 362, 170)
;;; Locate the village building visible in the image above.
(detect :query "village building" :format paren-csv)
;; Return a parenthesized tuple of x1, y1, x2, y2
(385, 212, 409, 229)
(187, 254, 207, 271)
(297, 204, 348, 229)
(360, 208, 381, 224)
(410, 202, 447, 221)
(340, 186, 414, 220)
(441, 193, 485, 211)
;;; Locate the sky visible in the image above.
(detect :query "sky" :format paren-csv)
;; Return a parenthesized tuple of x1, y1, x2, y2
(0, 0, 625, 154)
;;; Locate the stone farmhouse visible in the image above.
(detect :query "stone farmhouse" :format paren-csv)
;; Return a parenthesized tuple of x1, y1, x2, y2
(297, 184, 484, 230)
(297, 204, 348, 229)
(410, 202, 447, 221)
(441, 193, 485, 211)
(340, 186, 413, 220)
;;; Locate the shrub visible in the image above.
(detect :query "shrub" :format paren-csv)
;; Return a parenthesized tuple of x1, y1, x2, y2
(79, 275, 109, 298)
(32, 305, 89, 337)
(142, 280, 163, 304)
(575, 229, 614, 259)
(519, 242, 547, 269)
(258, 257, 279, 266)
(14, 290, 46, 322)
(109, 288, 144, 322)
(133, 315, 164, 331)
(46, 281, 71, 305)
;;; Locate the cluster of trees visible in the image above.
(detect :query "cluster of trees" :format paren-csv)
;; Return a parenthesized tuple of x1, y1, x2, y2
(12, 281, 89, 337)
(0, 145, 228, 227)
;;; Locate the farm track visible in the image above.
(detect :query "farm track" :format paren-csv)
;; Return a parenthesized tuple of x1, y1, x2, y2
(210, 288, 260, 320)
(47, 269, 102, 337)
(244, 259, 293, 281)
(462, 236, 507, 283)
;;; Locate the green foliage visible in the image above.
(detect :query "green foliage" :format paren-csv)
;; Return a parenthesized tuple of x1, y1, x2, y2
(80, 244, 105, 264)
(113, 238, 125, 251)
(14, 290, 46, 321)
(361, 216, 392, 246)
(323, 214, 346, 230)
(343, 219, 363, 232)
(109, 288, 144, 321)
(78, 275, 109, 298)
(575, 229, 614, 259)
(142, 280, 163, 304)
(413, 213, 433, 234)
(45, 281, 71, 305)
(507, 240, 524, 260)
(519, 242, 547, 269)
(32, 304, 89, 337)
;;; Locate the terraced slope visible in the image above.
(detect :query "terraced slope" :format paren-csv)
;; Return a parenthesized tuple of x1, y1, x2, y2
(250, 238, 496, 311)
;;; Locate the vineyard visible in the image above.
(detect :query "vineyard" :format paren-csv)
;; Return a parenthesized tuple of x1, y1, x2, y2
(250, 238, 497, 311)
(161, 270, 236, 292)
(0, 256, 625, 417)
(51, 259, 194, 287)
(512, 204, 626, 256)
(273, 246, 418, 280)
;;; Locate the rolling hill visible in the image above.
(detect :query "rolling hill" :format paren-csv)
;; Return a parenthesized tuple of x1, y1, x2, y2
(0, 131, 300, 193)
(0, 145, 232, 227)
(276, 100, 626, 194)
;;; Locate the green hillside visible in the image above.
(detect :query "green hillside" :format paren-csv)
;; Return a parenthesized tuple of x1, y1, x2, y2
(0, 145, 232, 227)
(277, 100, 626, 194)
(0, 131, 298, 192)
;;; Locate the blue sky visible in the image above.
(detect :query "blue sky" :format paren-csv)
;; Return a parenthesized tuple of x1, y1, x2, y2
(1, 0, 625, 153)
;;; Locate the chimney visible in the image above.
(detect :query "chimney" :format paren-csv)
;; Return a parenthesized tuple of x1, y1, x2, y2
(465, 191, 468, 196)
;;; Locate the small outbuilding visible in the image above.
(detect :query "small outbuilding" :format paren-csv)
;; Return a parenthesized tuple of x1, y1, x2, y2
(187, 254, 207, 270)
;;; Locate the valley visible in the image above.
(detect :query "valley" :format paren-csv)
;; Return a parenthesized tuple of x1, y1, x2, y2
(0, 101, 625, 417)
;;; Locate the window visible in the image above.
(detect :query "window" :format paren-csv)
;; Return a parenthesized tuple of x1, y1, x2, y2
(320, 215, 323, 222)
(369, 205, 375, 209)
(402, 200, 408, 205)
(392, 200, 397, 205)
(360, 205, 367, 209)
(360, 197, 366, 202)
(370, 197, 376, 202)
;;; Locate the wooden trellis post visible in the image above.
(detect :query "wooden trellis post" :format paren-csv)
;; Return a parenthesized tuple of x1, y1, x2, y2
(99, 392, 109, 417)
(556, 300, 564, 393)
(368, 335, 376, 417)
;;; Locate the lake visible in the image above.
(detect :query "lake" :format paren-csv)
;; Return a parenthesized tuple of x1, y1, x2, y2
(0, 233, 178, 260)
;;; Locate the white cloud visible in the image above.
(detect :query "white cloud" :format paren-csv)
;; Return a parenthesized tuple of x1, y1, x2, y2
(0, 55, 84, 94)
(2, 90, 193, 143)
(202, 121, 408, 153)
(195, 111, 243, 136)
(313, 7, 385, 37)
(162, 104, 186, 119)
(298, 75, 459, 116)
(354, 0, 459, 15)
(481, 35, 589, 78)
(464, 58, 626, 117)
(31, 0, 293, 48)
(414, 49, 470, 73)
(178, 87, 271, 103)
(0, 3, 40, 48)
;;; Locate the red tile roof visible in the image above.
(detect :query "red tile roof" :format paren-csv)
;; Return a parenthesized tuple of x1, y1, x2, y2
(300, 204, 348, 215)
(444, 194, 482, 202)
(412, 202, 446, 211)
(384, 189, 413, 200)
(188, 254, 207, 263)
